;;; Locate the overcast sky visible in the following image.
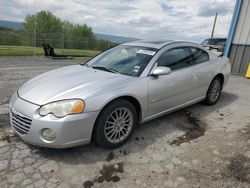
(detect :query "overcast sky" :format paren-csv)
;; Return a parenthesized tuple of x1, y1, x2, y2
(0, 0, 236, 42)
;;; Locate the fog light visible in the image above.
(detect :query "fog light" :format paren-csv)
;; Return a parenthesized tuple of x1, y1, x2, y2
(41, 128, 56, 141)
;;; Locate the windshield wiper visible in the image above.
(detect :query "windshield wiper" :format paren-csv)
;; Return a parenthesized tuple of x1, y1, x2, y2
(92, 66, 118, 74)
(81, 63, 89, 67)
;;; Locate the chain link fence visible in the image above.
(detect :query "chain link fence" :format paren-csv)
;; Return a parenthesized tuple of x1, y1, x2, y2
(0, 30, 117, 56)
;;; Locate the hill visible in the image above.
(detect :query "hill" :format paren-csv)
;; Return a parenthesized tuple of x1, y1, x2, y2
(0, 20, 138, 43)
(95, 33, 137, 43)
(0, 20, 23, 30)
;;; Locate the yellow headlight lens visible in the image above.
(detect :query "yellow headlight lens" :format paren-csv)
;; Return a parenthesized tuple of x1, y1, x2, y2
(71, 101, 85, 113)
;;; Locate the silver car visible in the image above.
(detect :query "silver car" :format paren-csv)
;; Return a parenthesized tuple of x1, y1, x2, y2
(9, 40, 231, 148)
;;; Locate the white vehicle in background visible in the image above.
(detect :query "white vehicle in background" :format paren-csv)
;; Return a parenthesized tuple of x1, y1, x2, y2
(201, 38, 227, 56)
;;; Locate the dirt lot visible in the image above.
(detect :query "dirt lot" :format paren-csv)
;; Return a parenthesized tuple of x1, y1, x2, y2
(0, 57, 249, 188)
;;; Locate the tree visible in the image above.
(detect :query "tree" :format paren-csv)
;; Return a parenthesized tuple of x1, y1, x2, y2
(22, 10, 63, 46)
(62, 22, 95, 49)
(3, 10, 117, 51)
(22, 10, 96, 49)
(0, 27, 21, 45)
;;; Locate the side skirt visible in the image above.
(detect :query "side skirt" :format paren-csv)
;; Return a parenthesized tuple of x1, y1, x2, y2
(142, 96, 205, 123)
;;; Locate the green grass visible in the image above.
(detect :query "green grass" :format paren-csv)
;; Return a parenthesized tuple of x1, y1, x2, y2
(0, 45, 101, 57)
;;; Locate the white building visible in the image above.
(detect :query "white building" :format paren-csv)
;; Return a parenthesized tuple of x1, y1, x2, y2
(225, 0, 250, 75)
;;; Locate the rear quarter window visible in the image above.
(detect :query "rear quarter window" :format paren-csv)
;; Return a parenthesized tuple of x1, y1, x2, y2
(189, 47, 209, 64)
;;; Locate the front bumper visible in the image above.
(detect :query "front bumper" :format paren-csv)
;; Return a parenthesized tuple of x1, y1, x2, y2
(9, 92, 99, 148)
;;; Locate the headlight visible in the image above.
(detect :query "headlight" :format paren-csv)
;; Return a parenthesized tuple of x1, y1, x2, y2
(38, 99, 85, 118)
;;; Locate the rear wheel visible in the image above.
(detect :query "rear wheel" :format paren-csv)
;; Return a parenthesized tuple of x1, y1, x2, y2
(94, 99, 137, 148)
(204, 76, 222, 105)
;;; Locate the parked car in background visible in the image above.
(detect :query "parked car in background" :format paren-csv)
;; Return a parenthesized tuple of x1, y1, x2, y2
(201, 38, 227, 53)
(9, 40, 231, 148)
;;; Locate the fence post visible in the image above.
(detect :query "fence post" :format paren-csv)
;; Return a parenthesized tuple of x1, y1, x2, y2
(86, 37, 88, 50)
(61, 33, 64, 55)
(33, 20, 36, 57)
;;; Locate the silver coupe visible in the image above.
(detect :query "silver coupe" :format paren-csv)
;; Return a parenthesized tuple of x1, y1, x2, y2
(9, 40, 231, 148)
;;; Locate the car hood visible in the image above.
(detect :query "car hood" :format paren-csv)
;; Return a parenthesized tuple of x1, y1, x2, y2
(18, 65, 131, 105)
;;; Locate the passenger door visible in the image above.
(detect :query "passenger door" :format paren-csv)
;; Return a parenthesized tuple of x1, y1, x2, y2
(147, 47, 198, 117)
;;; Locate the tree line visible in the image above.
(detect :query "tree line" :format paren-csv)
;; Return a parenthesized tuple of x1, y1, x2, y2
(0, 11, 117, 51)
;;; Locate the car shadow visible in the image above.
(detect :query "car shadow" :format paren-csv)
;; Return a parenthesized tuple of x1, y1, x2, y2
(29, 91, 238, 165)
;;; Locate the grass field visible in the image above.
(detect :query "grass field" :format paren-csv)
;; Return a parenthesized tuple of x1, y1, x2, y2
(0, 45, 101, 57)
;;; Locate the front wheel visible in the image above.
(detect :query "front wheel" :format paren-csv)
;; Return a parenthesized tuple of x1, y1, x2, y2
(94, 99, 137, 148)
(204, 76, 222, 105)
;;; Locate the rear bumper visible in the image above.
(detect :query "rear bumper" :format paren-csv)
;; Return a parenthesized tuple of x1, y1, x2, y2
(9, 92, 99, 148)
(223, 60, 231, 88)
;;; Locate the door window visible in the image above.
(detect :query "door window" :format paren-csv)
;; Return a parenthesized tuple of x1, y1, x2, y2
(157, 48, 193, 70)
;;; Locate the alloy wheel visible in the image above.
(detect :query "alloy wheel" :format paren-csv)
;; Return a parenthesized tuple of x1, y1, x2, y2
(208, 79, 221, 103)
(104, 107, 134, 144)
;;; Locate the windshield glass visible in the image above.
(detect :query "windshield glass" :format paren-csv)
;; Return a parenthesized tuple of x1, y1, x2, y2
(201, 39, 226, 46)
(86, 45, 157, 77)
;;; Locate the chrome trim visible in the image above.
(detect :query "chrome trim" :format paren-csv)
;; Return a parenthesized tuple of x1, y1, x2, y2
(11, 108, 32, 135)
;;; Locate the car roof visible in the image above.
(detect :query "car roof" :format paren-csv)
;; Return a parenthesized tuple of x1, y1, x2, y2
(122, 39, 197, 49)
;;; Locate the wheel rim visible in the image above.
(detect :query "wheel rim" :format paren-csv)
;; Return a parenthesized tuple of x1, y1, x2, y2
(209, 79, 221, 102)
(104, 107, 134, 144)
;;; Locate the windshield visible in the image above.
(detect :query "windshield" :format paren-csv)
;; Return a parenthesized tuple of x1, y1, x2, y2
(201, 39, 226, 46)
(86, 45, 157, 77)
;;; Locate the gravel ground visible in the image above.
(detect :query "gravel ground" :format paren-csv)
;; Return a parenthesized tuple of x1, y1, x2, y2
(0, 57, 249, 188)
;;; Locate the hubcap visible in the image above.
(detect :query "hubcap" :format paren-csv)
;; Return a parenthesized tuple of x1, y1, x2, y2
(209, 79, 221, 102)
(104, 107, 133, 144)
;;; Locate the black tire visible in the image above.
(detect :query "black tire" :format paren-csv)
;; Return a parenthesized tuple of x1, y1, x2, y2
(94, 99, 137, 148)
(204, 76, 223, 105)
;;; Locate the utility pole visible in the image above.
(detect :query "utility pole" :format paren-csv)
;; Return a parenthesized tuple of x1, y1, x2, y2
(211, 12, 218, 38)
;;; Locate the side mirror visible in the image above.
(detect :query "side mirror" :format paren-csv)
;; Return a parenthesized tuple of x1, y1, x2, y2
(151, 66, 171, 76)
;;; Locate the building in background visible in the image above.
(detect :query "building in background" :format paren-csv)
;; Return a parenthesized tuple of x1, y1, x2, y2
(225, 0, 250, 75)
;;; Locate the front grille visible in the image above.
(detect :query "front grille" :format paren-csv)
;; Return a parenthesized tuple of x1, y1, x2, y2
(11, 108, 32, 135)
